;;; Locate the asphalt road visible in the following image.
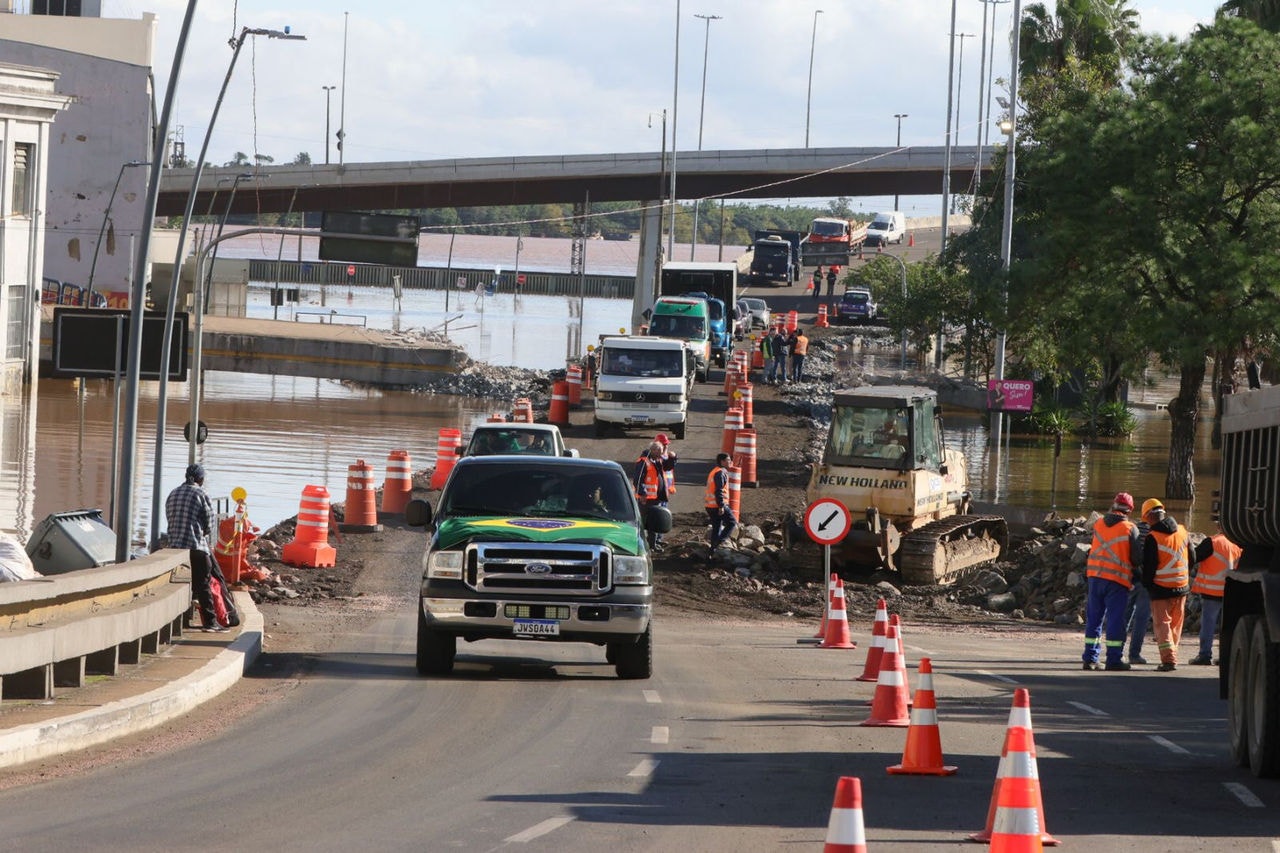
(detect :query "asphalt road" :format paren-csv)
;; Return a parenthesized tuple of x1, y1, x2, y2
(3, 611, 1278, 851)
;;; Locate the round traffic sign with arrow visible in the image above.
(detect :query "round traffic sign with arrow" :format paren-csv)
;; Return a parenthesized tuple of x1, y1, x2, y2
(803, 498, 852, 545)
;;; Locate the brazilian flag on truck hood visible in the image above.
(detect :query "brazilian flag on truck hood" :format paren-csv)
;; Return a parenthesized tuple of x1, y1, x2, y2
(435, 517, 643, 556)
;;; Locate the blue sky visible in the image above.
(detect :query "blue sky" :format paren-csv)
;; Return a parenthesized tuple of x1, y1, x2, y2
(104, 0, 1224, 214)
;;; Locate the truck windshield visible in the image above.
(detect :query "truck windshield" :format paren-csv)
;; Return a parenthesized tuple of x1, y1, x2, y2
(441, 464, 637, 522)
(600, 347, 685, 378)
(824, 405, 912, 465)
(756, 243, 790, 259)
(869, 222, 888, 232)
(649, 315, 706, 340)
(811, 221, 847, 237)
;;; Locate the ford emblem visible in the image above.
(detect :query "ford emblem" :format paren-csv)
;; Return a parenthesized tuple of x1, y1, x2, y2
(525, 562, 554, 574)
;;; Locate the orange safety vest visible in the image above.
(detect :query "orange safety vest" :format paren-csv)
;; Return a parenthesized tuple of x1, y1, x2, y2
(1150, 525, 1191, 589)
(635, 457, 661, 502)
(1086, 516, 1136, 588)
(705, 466, 729, 509)
(791, 335, 809, 356)
(1191, 533, 1241, 597)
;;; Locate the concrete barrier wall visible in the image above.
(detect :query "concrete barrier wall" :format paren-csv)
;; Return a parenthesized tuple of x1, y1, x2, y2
(0, 550, 192, 701)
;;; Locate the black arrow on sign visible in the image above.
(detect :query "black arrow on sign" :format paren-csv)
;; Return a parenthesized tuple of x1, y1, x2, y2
(818, 509, 839, 531)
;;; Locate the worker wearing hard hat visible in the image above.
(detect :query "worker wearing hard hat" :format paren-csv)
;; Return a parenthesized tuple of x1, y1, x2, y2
(1140, 498, 1196, 672)
(1082, 492, 1144, 671)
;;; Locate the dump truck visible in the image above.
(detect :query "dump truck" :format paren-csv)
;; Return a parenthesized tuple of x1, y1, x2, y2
(804, 385, 1007, 583)
(748, 230, 804, 285)
(801, 217, 868, 267)
(1218, 383, 1280, 776)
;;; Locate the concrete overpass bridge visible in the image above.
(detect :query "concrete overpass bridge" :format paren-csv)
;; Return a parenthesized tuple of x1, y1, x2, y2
(156, 145, 991, 217)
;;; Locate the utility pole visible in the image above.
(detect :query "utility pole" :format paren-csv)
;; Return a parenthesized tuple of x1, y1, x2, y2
(323, 85, 335, 165)
(689, 12, 721, 260)
(893, 114, 907, 211)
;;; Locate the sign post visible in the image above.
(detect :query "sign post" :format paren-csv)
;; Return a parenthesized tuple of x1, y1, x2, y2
(803, 498, 852, 629)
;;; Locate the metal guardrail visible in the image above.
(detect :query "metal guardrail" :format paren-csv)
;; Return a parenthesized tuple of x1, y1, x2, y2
(0, 550, 192, 702)
(294, 310, 368, 326)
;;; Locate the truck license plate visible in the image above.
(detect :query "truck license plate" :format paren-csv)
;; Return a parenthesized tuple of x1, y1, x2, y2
(513, 619, 560, 637)
(626, 414, 653, 423)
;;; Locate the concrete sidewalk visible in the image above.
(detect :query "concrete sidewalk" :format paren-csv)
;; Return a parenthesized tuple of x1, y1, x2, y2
(0, 592, 263, 770)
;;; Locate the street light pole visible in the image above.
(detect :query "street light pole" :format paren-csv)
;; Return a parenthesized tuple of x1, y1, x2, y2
(87, 159, 149, 309)
(952, 32, 974, 213)
(322, 85, 335, 165)
(689, 12, 721, 261)
(892, 114, 907, 211)
(668, 0, 681, 261)
(804, 9, 823, 147)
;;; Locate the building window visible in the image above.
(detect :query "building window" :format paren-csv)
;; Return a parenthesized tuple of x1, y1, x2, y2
(6, 285, 28, 360)
(11, 144, 33, 217)
(34, 0, 85, 16)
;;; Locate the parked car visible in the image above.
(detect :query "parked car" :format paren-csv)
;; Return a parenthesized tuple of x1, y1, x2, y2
(834, 289, 878, 325)
(737, 297, 771, 330)
(731, 302, 751, 340)
(463, 423, 577, 457)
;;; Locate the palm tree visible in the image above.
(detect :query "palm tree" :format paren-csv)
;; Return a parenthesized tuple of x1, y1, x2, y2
(1020, 0, 1141, 84)
(1217, 0, 1280, 31)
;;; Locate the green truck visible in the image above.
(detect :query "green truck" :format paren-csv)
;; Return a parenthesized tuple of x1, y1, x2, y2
(405, 456, 671, 679)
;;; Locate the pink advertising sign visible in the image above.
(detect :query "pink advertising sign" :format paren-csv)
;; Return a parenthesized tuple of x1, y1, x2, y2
(987, 379, 1034, 412)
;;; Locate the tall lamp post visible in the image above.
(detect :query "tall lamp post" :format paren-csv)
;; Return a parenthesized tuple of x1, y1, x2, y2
(951, 32, 975, 213)
(892, 114, 907, 210)
(86, 159, 149, 308)
(804, 9, 823, 147)
(668, 0, 681, 260)
(689, 12, 721, 261)
(322, 85, 335, 165)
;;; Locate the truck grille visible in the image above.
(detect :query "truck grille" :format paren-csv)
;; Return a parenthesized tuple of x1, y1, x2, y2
(466, 542, 611, 595)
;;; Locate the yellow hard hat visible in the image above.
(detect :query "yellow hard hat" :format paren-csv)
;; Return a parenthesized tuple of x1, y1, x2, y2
(1141, 498, 1164, 516)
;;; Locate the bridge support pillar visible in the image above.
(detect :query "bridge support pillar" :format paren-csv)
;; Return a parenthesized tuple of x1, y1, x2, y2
(633, 200, 662, 332)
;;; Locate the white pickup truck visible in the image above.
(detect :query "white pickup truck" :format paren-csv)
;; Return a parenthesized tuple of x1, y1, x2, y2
(462, 423, 577, 457)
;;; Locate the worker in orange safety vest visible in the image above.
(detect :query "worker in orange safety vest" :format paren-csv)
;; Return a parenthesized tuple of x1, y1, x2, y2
(705, 452, 737, 551)
(1082, 492, 1144, 671)
(1188, 525, 1242, 665)
(633, 441, 670, 550)
(1141, 498, 1196, 672)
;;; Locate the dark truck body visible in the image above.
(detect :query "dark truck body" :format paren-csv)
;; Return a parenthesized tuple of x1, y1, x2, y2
(748, 230, 803, 285)
(1218, 383, 1280, 776)
(659, 262, 737, 368)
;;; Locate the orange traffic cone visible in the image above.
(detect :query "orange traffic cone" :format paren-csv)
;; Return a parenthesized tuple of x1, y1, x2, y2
(819, 579, 857, 649)
(856, 599, 889, 682)
(867, 614, 910, 706)
(887, 658, 958, 775)
(970, 688, 1060, 846)
(990, 771, 1045, 852)
(908, 231, 915, 247)
(813, 572, 837, 639)
(861, 623, 911, 726)
(823, 776, 868, 853)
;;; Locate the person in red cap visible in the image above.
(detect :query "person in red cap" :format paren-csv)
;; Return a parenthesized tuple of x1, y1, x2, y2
(1082, 491, 1144, 671)
(634, 435, 677, 549)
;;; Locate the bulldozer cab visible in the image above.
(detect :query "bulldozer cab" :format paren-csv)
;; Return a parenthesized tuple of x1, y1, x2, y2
(823, 389, 944, 472)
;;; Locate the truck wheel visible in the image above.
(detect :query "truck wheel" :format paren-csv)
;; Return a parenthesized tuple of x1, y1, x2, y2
(416, 606, 456, 676)
(1229, 615, 1255, 767)
(1247, 617, 1280, 777)
(614, 624, 653, 679)
(672, 421, 686, 440)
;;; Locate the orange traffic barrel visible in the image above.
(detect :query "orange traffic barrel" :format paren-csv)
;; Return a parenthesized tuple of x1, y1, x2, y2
(381, 449, 413, 515)
(514, 398, 534, 423)
(736, 381, 754, 428)
(429, 427, 462, 490)
(734, 427, 758, 488)
(549, 380, 571, 425)
(282, 485, 338, 568)
(213, 514, 244, 584)
(816, 304, 830, 328)
(341, 459, 383, 532)
(728, 463, 742, 517)
(567, 364, 583, 407)
(751, 341, 765, 369)
(721, 406, 744, 455)
(786, 309, 798, 333)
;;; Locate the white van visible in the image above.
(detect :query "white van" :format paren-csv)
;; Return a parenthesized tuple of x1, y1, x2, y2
(592, 335, 693, 439)
(866, 211, 906, 247)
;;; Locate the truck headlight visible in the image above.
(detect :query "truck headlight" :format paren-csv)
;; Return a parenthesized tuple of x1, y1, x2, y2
(596, 391, 613, 401)
(614, 555, 650, 585)
(427, 549, 464, 580)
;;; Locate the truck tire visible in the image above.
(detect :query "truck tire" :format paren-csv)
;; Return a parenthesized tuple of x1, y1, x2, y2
(1229, 615, 1255, 767)
(416, 606, 456, 676)
(1247, 617, 1280, 777)
(614, 624, 653, 679)
(672, 421, 686, 440)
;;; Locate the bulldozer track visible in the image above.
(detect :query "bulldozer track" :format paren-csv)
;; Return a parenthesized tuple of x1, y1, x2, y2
(897, 514, 1009, 586)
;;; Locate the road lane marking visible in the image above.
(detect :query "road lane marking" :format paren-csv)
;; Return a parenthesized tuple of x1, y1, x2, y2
(1148, 735, 1190, 755)
(1066, 700, 1109, 717)
(505, 816, 575, 843)
(628, 758, 659, 778)
(643, 690, 661, 703)
(651, 726, 669, 744)
(1225, 782, 1265, 808)
(975, 669, 1017, 684)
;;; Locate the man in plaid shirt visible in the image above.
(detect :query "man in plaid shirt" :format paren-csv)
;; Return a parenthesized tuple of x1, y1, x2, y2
(165, 463, 227, 632)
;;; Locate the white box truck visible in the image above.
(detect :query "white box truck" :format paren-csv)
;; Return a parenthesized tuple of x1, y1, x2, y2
(592, 335, 693, 439)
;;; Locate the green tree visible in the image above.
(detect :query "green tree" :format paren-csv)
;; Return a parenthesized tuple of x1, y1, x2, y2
(1019, 0, 1140, 85)
(224, 151, 250, 167)
(290, 152, 312, 165)
(1217, 0, 1280, 31)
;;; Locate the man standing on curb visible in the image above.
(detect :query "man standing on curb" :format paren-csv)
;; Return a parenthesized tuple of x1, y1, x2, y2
(788, 327, 809, 383)
(768, 326, 788, 385)
(1141, 498, 1195, 672)
(1082, 492, 1143, 671)
(1189, 523, 1241, 665)
(705, 452, 737, 552)
(165, 463, 229, 633)
(634, 441, 671, 551)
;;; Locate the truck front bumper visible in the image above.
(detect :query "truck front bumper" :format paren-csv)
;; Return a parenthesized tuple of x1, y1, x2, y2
(421, 588, 653, 643)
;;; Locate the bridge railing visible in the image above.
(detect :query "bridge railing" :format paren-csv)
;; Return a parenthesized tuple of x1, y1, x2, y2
(0, 550, 192, 702)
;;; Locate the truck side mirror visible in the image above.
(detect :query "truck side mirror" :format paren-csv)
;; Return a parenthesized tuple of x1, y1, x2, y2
(405, 499, 434, 528)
